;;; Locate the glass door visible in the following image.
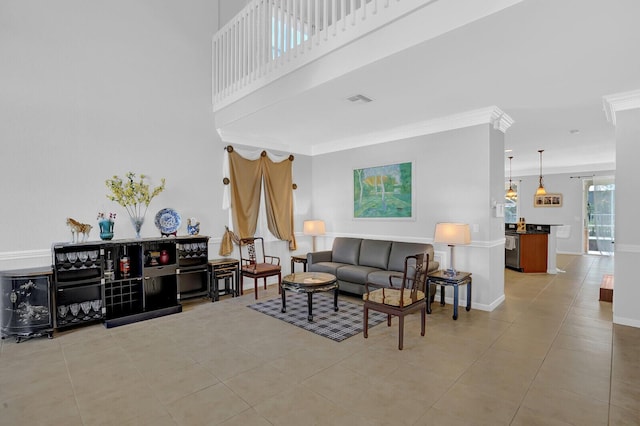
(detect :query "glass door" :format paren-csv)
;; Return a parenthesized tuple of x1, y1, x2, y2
(585, 176, 615, 255)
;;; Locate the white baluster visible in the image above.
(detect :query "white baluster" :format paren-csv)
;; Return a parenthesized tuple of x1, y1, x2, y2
(294, 0, 298, 57)
(351, 0, 356, 25)
(265, 0, 271, 72)
(316, 0, 321, 45)
(279, 0, 284, 65)
(289, 0, 294, 60)
(325, 0, 330, 39)
(307, 0, 312, 50)
(211, 37, 219, 103)
(240, 14, 245, 86)
(332, 0, 337, 36)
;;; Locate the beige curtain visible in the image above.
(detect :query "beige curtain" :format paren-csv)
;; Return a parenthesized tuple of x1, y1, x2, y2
(228, 151, 262, 239)
(227, 149, 297, 250)
(218, 226, 236, 256)
(263, 155, 297, 250)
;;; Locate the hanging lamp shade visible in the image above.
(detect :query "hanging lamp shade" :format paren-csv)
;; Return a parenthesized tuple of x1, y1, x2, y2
(506, 156, 517, 199)
(536, 149, 547, 196)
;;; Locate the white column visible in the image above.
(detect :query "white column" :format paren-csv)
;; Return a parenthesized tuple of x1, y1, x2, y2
(603, 89, 640, 328)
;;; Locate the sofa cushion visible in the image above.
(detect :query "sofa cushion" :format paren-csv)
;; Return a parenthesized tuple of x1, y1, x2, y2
(359, 239, 392, 270)
(388, 242, 434, 272)
(366, 270, 403, 287)
(336, 265, 382, 284)
(332, 237, 362, 265)
(309, 262, 345, 276)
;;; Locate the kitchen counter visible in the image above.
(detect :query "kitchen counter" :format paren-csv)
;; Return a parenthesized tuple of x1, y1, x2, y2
(505, 223, 552, 234)
(505, 223, 562, 273)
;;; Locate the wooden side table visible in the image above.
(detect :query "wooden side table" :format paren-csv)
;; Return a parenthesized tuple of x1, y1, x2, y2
(208, 258, 240, 301)
(290, 254, 308, 273)
(426, 270, 472, 320)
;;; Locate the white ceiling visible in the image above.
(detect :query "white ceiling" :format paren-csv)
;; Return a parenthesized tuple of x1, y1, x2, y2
(216, 0, 640, 176)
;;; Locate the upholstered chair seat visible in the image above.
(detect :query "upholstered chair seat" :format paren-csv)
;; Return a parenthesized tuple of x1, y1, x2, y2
(363, 288, 425, 307)
(239, 237, 281, 299)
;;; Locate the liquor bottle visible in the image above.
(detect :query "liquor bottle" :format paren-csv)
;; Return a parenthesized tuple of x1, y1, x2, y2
(120, 246, 130, 278)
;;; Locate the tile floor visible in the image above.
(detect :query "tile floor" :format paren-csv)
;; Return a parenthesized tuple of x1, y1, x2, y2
(1, 254, 639, 425)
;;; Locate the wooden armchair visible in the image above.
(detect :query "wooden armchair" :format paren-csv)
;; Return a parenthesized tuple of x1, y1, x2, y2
(363, 253, 428, 350)
(239, 237, 281, 299)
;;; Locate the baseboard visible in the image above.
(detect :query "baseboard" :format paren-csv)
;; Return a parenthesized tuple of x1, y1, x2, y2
(613, 315, 640, 329)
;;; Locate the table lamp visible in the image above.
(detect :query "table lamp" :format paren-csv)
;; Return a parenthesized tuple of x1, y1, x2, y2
(434, 223, 471, 276)
(303, 220, 326, 252)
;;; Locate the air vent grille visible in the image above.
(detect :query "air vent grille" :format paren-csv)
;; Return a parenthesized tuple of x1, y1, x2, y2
(347, 94, 373, 103)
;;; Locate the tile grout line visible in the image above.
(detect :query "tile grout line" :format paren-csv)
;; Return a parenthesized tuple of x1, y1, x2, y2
(507, 255, 611, 424)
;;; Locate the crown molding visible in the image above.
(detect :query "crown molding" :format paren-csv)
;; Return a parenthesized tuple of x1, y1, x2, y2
(490, 107, 515, 133)
(312, 106, 514, 156)
(219, 106, 514, 156)
(603, 89, 640, 126)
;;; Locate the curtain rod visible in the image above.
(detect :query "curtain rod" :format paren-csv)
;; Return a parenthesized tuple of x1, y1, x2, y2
(569, 175, 595, 179)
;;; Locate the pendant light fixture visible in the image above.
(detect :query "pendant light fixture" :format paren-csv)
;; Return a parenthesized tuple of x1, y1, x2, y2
(535, 149, 547, 196)
(506, 156, 517, 200)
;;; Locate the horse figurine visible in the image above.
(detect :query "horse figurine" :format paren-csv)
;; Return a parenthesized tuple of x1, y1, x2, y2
(66, 217, 92, 243)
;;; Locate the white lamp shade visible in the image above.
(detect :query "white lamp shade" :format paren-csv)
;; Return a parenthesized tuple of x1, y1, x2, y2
(434, 223, 471, 245)
(303, 220, 326, 236)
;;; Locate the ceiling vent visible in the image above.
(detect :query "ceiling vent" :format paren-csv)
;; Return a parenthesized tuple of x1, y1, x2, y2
(347, 94, 373, 103)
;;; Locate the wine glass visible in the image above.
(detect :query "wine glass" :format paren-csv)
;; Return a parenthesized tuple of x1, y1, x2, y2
(91, 299, 102, 319)
(78, 251, 89, 268)
(69, 303, 80, 322)
(57, 305, 68, 325)
(56, 252, 67, 268)
(67, 252, 78, 269)
(80, 301, 92, 320)
(88, 250, 99, 263)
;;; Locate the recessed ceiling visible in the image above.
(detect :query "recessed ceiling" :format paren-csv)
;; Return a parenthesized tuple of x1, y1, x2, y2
(216, 0, 640, 176)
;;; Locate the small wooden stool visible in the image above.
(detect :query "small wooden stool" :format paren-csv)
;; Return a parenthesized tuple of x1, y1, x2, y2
(599, 274, 613, 302)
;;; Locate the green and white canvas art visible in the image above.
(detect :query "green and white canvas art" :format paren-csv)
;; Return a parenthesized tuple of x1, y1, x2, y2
(353, 162, 413, 219)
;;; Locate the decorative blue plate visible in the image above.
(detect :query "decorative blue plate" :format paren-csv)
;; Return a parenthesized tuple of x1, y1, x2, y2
(155, 208, 181, 234)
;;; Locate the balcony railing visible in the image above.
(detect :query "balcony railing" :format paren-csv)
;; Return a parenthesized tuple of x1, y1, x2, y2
(212, 0, 427, 111)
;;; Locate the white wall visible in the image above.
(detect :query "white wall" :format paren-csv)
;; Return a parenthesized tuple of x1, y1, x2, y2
(0, 1, 318, 276)
(515, 170, 615, 254)
(0, 0, 226, 268)
(310, 123, 506, 311)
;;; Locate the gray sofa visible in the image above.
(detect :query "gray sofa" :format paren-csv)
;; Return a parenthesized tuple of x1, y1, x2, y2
(307, 237, 439, 296)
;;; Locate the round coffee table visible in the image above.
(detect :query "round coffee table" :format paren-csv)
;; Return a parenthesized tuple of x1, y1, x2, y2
(281, 272, 338, 322)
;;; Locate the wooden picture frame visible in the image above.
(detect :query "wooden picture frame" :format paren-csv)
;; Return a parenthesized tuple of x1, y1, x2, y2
(534, 193, 563, 207)
(353, 161, 414, 219)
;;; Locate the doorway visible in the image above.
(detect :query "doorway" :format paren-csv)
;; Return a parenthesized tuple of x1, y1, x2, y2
(584, 176, 615, 255)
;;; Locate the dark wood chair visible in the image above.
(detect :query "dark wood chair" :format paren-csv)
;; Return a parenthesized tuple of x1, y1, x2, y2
(239, 237, 281, 299)
(363, 253, 428, 350)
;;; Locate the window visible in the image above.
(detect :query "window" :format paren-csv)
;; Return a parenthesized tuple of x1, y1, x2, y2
(505, 182, 518, 223)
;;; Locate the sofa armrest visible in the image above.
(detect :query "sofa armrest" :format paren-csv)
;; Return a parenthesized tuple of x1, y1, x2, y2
(307, 251, 332, 264)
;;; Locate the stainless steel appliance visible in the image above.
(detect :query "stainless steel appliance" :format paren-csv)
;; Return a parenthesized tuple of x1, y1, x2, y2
(505, 232, 520, 271)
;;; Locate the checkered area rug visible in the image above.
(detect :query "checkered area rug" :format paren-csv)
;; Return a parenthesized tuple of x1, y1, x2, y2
(248, 293, 387, 342)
